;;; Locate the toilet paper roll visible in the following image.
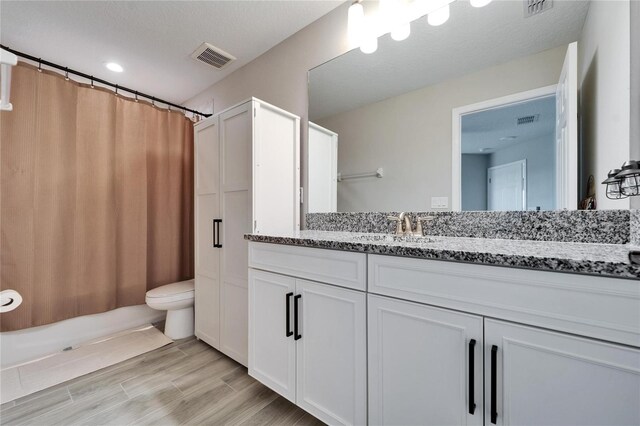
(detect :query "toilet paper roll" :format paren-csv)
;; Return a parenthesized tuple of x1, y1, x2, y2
(0, 289, 23, 313)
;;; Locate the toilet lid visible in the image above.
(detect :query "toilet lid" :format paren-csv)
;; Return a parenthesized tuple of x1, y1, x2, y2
(146, 280, 194, 299)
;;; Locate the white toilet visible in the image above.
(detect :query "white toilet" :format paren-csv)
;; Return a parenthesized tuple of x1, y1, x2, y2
(145, 279, 195, 340)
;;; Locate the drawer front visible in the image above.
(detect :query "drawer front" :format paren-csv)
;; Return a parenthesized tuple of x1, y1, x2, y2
(368, 254, 640, 348)
(249, 242, 366, 291)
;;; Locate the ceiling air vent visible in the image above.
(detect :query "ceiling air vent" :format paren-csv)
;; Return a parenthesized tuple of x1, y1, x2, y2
(524, 0, 553, 17)
(517, 114, 540, 125)
(191, 43, 236, 70)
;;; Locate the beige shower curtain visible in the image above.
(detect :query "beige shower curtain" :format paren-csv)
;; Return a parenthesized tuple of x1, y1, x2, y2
(0, 63, 194, 332)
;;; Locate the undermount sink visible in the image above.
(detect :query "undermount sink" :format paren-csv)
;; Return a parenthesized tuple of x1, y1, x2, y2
(351, 234, 434, 244)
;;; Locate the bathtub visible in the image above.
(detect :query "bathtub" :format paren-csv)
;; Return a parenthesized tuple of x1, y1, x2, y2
(0, 304, 164, 368)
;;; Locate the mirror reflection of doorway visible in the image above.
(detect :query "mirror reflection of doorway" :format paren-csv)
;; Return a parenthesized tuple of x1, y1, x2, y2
(487, 160, 527, 211)
(460, 94, 556, 212)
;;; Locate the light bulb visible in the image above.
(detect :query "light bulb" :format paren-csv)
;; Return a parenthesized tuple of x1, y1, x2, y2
(428, 4, 450, 26)
(391, 22, 411, 41)
(348, 2, 365, 48)
(470, 0, 492, 7)
(360, 36, 378, 54)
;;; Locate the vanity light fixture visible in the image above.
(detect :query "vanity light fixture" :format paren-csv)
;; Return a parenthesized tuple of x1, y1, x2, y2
(427, 4, 451, 26)
(348, 1, 365, 48)
(391, 23, 411, 41)
(470, 0, 493, 7)
(601, 160, 640, 199)
(617, 160, 640, 197)
(348, 0, 492, 54)
(360, 35, 379, 54)
(602, 169, 626, 200)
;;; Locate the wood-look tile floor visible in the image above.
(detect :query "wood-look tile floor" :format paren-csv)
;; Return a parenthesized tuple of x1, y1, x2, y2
(0, 337, 324, 426)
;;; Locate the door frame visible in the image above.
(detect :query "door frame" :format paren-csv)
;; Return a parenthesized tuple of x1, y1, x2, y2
(451, 85, 556, 211)
(487, 159, 527, 211)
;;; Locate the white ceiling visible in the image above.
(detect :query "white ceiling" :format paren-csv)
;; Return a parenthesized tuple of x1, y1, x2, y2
(309, 0, 589, 120)
(0, 0, 343, 105)
(461, 95, 555, 154)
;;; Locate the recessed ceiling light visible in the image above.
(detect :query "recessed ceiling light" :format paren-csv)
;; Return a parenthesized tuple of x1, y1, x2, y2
(105, 62, 123, 73)
(499, 136, 518, 141)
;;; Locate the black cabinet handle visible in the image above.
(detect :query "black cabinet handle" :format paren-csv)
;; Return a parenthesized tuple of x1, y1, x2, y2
(285, 292, 293, 337)
(491, 345, 498, 424)
(468, 339, 476, 415)
(294, 294, 302, 340)
(213, 219, 222, 248)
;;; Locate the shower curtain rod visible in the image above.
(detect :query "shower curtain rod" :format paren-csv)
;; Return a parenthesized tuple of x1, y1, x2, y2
(0, 44, 212, 118)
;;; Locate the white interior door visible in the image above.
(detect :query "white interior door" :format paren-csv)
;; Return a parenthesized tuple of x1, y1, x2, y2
(485, 319, 640, 426)
(368, 295, 484, 426)
(295, 280, 367, 426)
(219, 102, 252, 366)
(555, 41, 578, 210)
(248, 269, 296, 402)
(488, 160, 526, 211)
(308, 122, 338, 213)
(194, 117, 220, 348)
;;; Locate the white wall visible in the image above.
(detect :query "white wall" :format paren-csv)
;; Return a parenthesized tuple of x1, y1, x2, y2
(318, 46, 566, 212)
(461, 154, 489, 211)
(488, 135, 556, 211)
(579, 0, 631, 209)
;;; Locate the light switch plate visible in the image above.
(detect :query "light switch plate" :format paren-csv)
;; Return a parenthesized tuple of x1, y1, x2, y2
(431, 196, 449, 209)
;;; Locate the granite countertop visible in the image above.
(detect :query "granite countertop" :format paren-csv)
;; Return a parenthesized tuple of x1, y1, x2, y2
(245, 230, 640, 280)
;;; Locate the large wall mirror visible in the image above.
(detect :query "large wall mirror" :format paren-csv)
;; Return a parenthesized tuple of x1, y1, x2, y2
(307, 0, 632, 213)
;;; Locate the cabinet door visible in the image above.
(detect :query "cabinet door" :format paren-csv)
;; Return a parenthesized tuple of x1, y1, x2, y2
(218, 102, 252, 366)
(253, 101, 300, 234)
(307, 122, 337, 213)
(295, 280, 366, 426)
(368, 294, 483, 426)
(485, 319, 640, 426)
(194, 274, 219, 347)
(248, 269, 296, 402)
(194, 117, 221, 348)
(195, 117, 220, 196)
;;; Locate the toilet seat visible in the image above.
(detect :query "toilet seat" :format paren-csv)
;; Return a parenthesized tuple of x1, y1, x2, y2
(146, 280, 194, 304)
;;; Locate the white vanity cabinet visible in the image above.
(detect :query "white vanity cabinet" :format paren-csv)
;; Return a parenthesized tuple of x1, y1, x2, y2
(248, 243, 640, 426)
(248, 244, 367, 426)
(368, 254, 640, 426)
(368, 295, 483, 426)
(194, 99, 300, 366)
(484, 319, 640, 426)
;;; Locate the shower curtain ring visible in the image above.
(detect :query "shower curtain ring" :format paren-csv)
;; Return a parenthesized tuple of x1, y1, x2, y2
(37, 59, 42, 72)
(134, 91, 139, 102)
(152, 97, 155, 107)
(115, 84, 118, 96)
(64, 67, 69, 81)
(90, 76, 94, 88)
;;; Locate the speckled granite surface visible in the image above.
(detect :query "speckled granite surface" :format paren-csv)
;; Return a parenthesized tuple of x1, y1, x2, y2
(631, 210, 640, 246)
(246, 230, 640, 280)
(306, 210, 631, 244)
